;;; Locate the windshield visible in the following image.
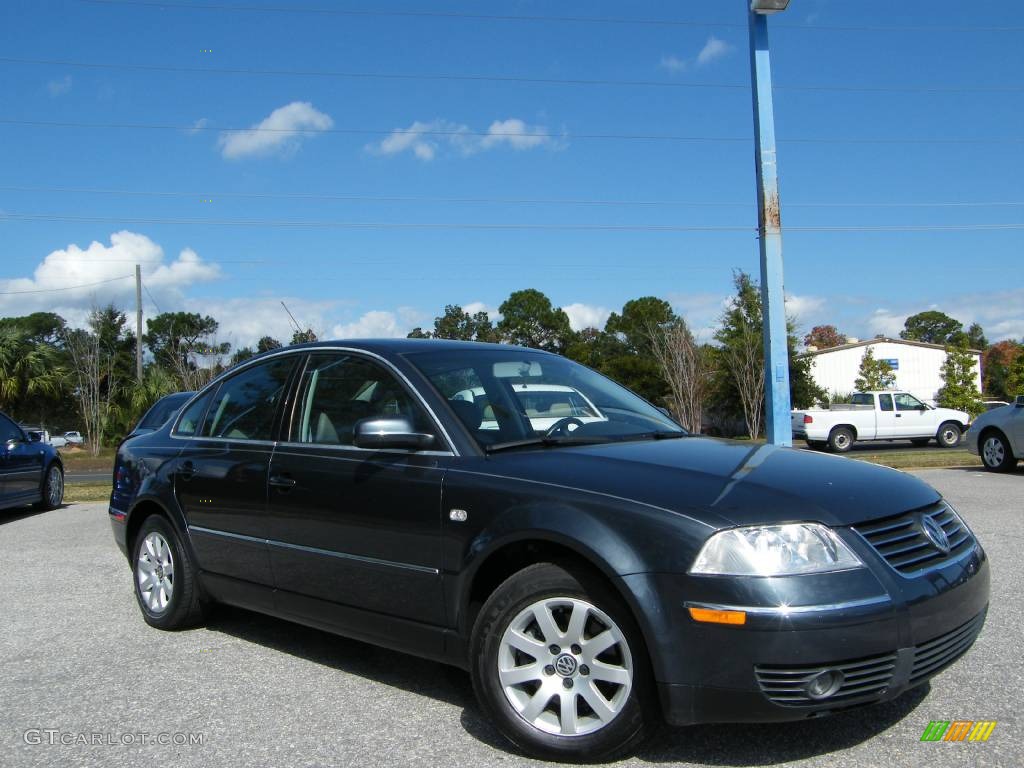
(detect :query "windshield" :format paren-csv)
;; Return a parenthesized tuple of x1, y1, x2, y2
(407, 348, 683, 449)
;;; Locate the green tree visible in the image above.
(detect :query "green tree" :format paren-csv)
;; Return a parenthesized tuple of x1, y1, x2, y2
(963, 322, 987, 349)
(900, 310, 963, 345)
(0, 324, 65, 410)
(803, 324, 847, 350)
(429, 304, 499, 342)
(937, 342, 984, 417)
(1006, 348, 1024, 399)
(291, 328, 318, 344)
(144, 312, 223, 369)
(602, 297, 676, 403)
(257, 336, 282, 353)
(497, 289, 573, 353)
(406, 327, 431, 339)
(853, 346, 896, 391)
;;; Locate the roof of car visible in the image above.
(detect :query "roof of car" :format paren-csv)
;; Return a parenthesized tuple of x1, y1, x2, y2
(252, 338, 546, 358)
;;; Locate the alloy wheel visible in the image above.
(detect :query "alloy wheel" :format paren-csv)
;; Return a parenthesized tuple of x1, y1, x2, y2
(982, 436, 1005, 467)
(46, 466, 63, 507)
(497, 597, 633, 737)
(137, 532, 175, 614)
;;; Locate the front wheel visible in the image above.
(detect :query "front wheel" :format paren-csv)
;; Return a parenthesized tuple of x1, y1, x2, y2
(980, 431, 1016, 472)
(132, 515, 208, 630)
(936, 422, 962, 448)
(470, 562, 656, 762)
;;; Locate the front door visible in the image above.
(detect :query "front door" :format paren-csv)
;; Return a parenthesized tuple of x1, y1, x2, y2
(174, 355, 298, 587)
(266, 352, 447, 627)
(892, 393, 932, 438)
(0, 414, 44, 501)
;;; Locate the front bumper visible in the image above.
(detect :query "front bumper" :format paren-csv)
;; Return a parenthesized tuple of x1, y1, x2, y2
(622, 535, 989, 726)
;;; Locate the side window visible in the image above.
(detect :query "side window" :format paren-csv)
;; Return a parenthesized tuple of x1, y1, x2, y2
(878, 394, 894, 412)
(202, 357, 296, 440)
(293, 354, 431, 446)
(0, 414, 23, 443)
(174, 392, 213, 437)
(894, 393, 924, 412)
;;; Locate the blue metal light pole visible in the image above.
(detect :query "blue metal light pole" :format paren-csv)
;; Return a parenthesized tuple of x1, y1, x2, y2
(748, 1, 792, 446)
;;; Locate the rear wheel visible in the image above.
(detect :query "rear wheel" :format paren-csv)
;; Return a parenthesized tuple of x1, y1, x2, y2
(980, 430, 1016, 472)
(828, 427, 855, 453)
(470, 562, 656, 762)
(132, 515, 208, 630)
(936, 422, 962, 448)
(34, 463, 64, 510)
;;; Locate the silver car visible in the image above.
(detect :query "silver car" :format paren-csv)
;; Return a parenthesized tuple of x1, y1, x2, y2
(966, 395, 1024, 472)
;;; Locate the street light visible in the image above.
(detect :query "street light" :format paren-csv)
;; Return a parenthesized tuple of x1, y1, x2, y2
(748, 0, 792, 446)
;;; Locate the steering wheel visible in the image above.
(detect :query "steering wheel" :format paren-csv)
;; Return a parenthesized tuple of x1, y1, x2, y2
(545, 417, 585, 438)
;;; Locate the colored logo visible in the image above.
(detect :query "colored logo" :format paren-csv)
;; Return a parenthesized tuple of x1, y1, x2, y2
(920, 721, 996, 742)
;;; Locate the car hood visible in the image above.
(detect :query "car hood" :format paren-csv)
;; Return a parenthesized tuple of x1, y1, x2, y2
(486, 436, 940, 529)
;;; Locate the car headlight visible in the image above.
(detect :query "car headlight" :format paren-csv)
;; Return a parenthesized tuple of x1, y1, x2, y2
(690, 523, 863, 576)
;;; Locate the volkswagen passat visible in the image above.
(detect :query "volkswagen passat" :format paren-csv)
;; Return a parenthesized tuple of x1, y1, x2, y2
(108, 340, 989, 761)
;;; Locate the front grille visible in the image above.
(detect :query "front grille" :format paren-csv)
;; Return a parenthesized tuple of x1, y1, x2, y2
(910, 613, 985, 686)
(852, 502, 974, 576)
(756, 652, 898, 707)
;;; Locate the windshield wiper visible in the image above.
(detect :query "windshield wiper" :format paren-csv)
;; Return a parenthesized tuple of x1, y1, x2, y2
(616, 430, 690, 442)
(484, 436, 615, 454)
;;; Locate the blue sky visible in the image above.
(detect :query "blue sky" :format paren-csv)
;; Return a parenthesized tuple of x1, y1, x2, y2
(1, 0, 1022, 349)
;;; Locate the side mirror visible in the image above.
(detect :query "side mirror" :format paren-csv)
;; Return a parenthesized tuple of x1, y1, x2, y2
(27, 432, 41, 442)
(353, 417, 435, 451)
(1015, 395, 1024, 408)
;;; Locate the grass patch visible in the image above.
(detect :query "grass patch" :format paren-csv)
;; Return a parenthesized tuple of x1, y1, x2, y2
(64, 482, 111, 504)
(848, 450, 976, 470)
(59, 447, 115, 473)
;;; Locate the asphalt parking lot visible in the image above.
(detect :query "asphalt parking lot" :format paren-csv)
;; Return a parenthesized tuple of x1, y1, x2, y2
(1, 467, 1021, 768)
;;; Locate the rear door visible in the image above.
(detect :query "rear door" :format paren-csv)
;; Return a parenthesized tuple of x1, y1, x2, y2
(173, 355, 298, 587)
(874, 393, 899, 438)
(265, 351, 448, 627)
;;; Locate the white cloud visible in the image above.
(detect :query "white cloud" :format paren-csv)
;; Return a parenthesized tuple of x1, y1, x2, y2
(659, 55, 688, 73)
(785, 293, 826, 323)
(367, 117, 555, 161)
(331, 310, 412, 339)
(562, 303, 611, 332)
(185, 297, 341, 351)
(0, 231, 220, 321)
(47, 75, 72, 96)
(866, 308, 906, 338)
(186, 117, 209, 136)
(462, 301, 500, 320)
(696, 36, 733, 66)
(661, 35, 734, 74)
(218, 101, 333, 160)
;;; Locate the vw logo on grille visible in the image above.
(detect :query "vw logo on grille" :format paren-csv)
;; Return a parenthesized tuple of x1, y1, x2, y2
(921, 515, 951, 554)
(554, 654, 578, 677)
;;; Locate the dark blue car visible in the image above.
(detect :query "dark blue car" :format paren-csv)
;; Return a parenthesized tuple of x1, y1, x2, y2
(108, 340, 989, 761)
(0, 410, 64, 512)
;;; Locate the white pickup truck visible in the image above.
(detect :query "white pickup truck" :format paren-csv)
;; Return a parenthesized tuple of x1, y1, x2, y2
(792, 391, 970, 453)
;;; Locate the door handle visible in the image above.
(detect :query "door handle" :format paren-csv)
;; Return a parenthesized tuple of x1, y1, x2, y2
(895, 414, 902, 418)
(178, 460, 195, 481)
(269, 473, 296, 490)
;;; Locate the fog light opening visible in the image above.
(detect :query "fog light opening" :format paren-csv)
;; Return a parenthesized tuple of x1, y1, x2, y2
(805, 669, 844, 700)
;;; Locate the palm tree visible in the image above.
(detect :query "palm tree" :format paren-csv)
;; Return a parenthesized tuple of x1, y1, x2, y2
(0, 325, 64, 410)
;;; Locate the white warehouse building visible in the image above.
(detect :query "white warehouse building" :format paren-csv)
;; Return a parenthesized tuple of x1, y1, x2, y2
(801, 337, 982, 405)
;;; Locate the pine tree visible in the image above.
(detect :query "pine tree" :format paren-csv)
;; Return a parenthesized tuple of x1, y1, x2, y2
(853, 347, 896, 391)
(937, 343, 984, 417)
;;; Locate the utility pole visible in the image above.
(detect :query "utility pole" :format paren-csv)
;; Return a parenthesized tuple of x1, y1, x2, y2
(748, 1, 792, 446)
(135, 264, 143, 382)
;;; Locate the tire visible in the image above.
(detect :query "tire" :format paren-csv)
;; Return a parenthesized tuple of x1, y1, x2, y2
(936, 422, 962, 449)
(34, 463, 64, 510)
(910, 438, 931, 448)
(469, 562, 657, 762)
(980, 430, 1016, 473)
(131, 515, 208, 630)
(828, 427, 855, 453)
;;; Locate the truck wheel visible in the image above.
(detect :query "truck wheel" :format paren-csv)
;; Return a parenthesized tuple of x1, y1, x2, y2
(936, 422, 962, 448)
(828, 427, 854, 453)
(980, 430, 1016, 472)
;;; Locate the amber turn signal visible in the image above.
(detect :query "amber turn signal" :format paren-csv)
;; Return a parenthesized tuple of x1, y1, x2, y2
(687, 606, 747, 626)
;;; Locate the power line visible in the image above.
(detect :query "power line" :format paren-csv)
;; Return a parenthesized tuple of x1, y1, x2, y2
(0, 274, 134, 295)
(79, 0, 1024, 32)
(2, 212, 1023, 232)
(2, 185, 1023, 209)
(1, 118, 1020, 145)
(142, 282, 162, 314)
(3, 56, 1020, 95)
